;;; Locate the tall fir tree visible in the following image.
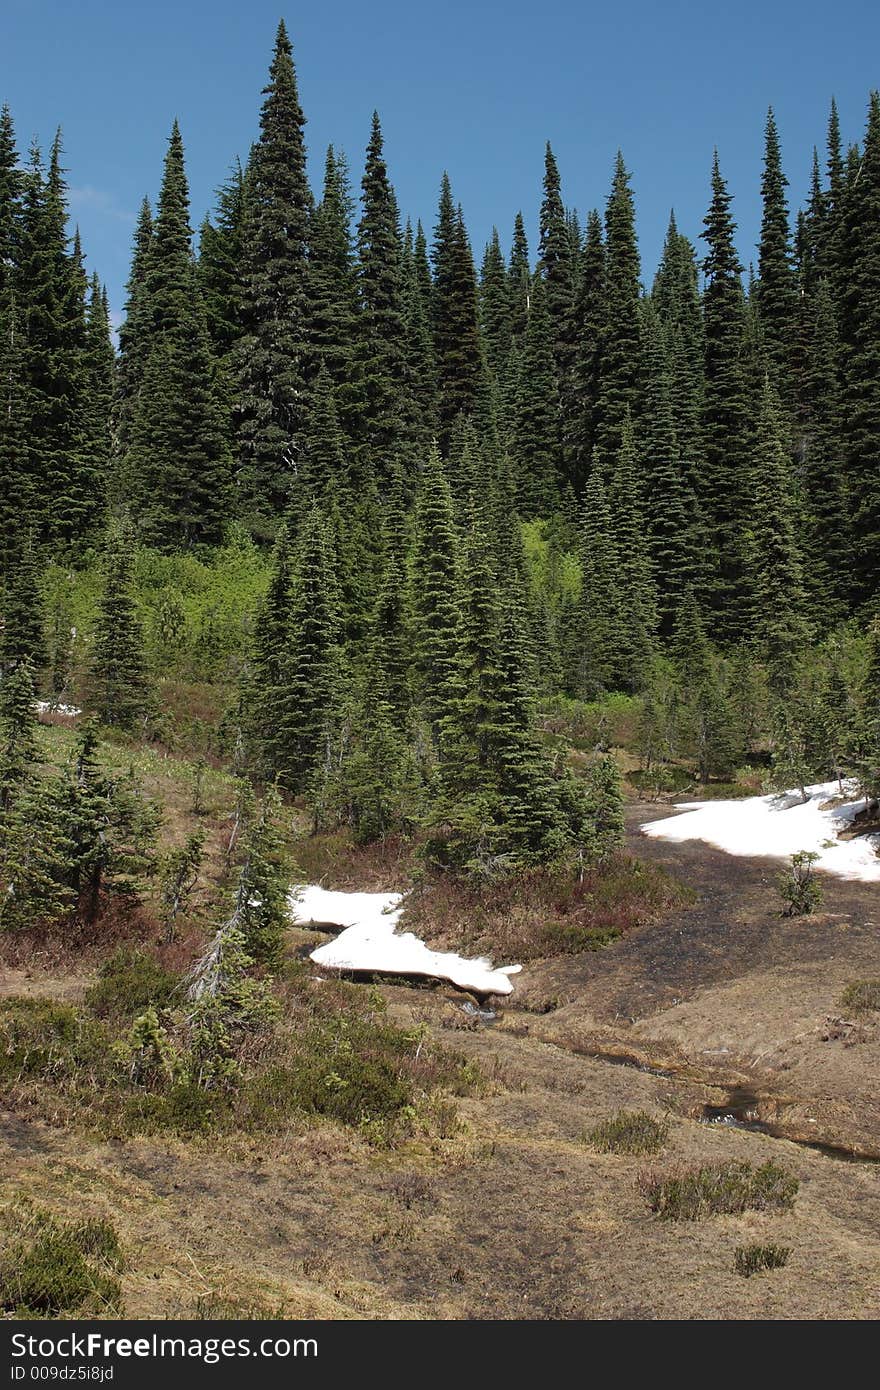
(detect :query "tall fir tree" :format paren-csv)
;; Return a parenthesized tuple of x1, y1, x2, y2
(593, 153, 642, 471)
(306, 146, 364, 438)
(755, 109, 798, 407)
(510, 272, 561, 516)
(126, 122, 231, 547)
(745, 380, 810, 691)
(569, 209, 605, 492)
(198, 159, 248, 361)
(838, 92, 880, 605)
(431, 179, 485, 449)
(235, 21, 312, 527)
(411, 448, 461, 744)
(699, 153, 751, 641)
(538, 143, 577, 478)
(355, 113, 409, 476)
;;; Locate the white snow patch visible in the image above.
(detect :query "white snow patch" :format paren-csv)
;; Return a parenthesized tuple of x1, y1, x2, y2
(289, 883, 522, 996)
(641, 780, 880, 883)
(35, 701, 81, 717)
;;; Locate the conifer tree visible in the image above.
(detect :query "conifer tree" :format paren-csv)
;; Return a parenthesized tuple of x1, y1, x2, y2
(479, 228, 513, 380)
(89, 524, 149, 730)
(0, 529, 45, 677)
(306, 146, 363, 436)
(114, 196, 154, 474)
(838, 92, 880, 604)
(746, 380, 810, 691)
(569, 209, 605, 491)
(607, 413, 657, 684)
(574, 467, 621, 694)
(273, 507, 340, 791)
(236, 21, 312, 524)
(700, 153, 751, 640)
(593, 153, 642, 470)
(234, 783, 289, 965)
(538, 143, 577, 473)
(432, 181, 485, 448)
(411, 449, 461, 743)
(755, 110, 798, 404)
(399, 222, 439, 451)
(78, 271, 114, 503)
(507, 211, 531, 342)
(651, 211, 704, 475)
(801, 278, 849, 624)
(510, 272, 560, 516)
(198, 159, 248, 361)
(127, 123, 231, 547)
(0, 658, 38, 816)
(356, 113, 409, 475)
(638, 304, 701, 628)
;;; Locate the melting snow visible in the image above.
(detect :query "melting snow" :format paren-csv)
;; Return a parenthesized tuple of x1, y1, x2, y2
(641, 780, 880, 883)
(35, 701, 81, 717)
(289, 884, 522, 996)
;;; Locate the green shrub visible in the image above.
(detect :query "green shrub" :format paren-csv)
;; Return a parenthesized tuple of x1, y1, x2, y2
(838, 979, 880, 1016)
(587, 1110, 669, 1155)
(0, 998, 110, 1084)
(779, 851, 823, 917)
(0, 1205, 123, 1317)
(85, 948, 179, 1023)
(117, 1082, 231, 1136)
(734, 1243, 791, 1278)
(639, 1159, 799, 1221)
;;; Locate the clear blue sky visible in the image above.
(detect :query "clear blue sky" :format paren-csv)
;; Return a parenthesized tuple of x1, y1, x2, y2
(4, 1, 879, 328)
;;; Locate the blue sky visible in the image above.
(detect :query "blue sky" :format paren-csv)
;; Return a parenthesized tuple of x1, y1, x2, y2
(4, 1, 879, 328)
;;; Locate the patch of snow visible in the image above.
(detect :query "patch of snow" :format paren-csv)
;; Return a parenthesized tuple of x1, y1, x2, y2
(289, 883, 522, 996)
(641, 780, 880, 883)
(35, 701, 81, 717)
